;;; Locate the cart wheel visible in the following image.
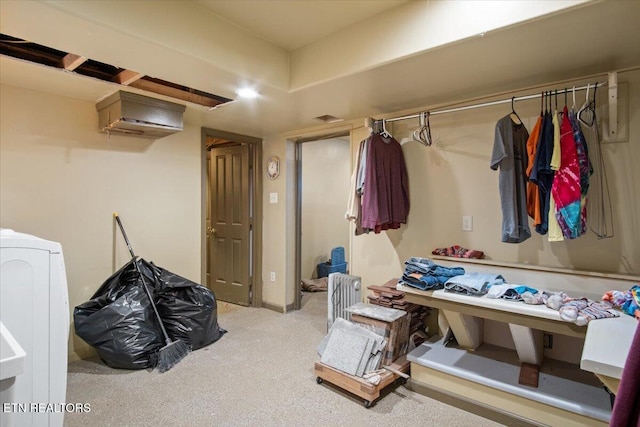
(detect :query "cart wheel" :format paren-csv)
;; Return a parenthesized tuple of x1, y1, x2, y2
(316, 377, 323, 384)
(363, 400, 372, 408)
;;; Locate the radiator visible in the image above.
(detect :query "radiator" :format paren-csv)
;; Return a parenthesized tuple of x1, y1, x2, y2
(327, 273, 362, 330)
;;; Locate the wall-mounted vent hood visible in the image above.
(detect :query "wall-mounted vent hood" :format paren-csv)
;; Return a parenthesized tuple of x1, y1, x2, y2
(96, 91, 186, 139)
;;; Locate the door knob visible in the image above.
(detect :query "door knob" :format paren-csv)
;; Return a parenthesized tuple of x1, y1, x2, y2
(207, 226, 216, 236)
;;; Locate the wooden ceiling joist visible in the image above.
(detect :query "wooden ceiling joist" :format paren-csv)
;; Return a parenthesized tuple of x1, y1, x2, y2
(130, 78, 229, 108)
(61, 53, 87, 71)
(112, 70, 143, 85)
(1, 33, 233, 109)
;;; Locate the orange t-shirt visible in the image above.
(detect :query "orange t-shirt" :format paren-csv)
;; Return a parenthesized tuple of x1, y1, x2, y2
(526, 116, 543, 226)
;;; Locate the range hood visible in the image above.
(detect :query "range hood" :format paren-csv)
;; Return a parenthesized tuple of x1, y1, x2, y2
(96, 91, 186, 139)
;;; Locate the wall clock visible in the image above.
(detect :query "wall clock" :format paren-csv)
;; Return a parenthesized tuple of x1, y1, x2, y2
(266, 156, 280, 180)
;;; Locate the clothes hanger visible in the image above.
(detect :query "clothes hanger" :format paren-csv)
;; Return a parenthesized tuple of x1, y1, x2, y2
(557, 89, 568, 119)
(544, 91, 548, 115)
(412, 112, 425, 145)
(379, 119, 392, 139)
(579, 83, 598, 127)
(539, 91, 544, 117)
(412, 111, 432, 146)
(591, 83, 598, 123)
(510, 96, 522, 125)
(555, 89, 561, 118)
(425, 112, 432, 146)
(578, 83, 596, 126)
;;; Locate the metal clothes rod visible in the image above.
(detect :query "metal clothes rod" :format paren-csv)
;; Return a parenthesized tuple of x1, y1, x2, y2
(373, 82, 605, 125)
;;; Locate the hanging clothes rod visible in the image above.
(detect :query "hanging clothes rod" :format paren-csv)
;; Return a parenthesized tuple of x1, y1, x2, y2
(370, 82, 605, 125)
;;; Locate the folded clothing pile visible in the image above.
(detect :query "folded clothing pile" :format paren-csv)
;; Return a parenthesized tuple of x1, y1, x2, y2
(603, 285, 640, 320)
(398, 257, 465, 291)
(521, 290, 619, 326)
(443, 272, 505, 296)
(432, 245, 484, 259)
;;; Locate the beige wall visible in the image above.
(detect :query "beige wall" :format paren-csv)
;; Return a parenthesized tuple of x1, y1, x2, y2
(261, 125, 356, 308)
(2, 72, 638, 346)
(300, 137, 351, 279)
(0, 84, 203, 360)
(351, 72, 640, 289)
(354, 79, 640, 286)
(290, 0, 588, 90)
(262, 70, 640, 309)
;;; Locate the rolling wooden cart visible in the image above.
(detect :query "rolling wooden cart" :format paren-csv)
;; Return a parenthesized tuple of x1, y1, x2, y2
(314, 356, 410, 408)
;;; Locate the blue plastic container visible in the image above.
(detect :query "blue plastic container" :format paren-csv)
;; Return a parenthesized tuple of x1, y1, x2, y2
(317, 247, 348, 278)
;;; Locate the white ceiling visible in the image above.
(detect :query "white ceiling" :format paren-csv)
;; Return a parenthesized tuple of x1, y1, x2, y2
(1, 1, 639, 138)
(195, 0, 410, 51)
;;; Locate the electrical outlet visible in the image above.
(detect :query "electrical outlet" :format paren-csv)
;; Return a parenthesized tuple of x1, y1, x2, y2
(462, 215, 473, 231)
(543, 333, 553, 349)
(269, 192, 278, 203)
(270, 272, 276, 282)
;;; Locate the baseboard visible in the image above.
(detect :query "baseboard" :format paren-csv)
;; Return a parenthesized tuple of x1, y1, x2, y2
(69, 345, 97, 362)
(262, 302, 285, 313)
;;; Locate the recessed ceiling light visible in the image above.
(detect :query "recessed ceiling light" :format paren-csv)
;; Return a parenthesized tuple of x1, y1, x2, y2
(237, 87, 259, 99)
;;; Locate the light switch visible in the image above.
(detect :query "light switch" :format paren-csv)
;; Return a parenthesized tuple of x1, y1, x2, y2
(462, 215, 473, 231)
(269, 192, 278, 203)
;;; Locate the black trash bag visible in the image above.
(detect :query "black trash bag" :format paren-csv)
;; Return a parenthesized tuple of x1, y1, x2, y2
(73, 259, 163, 370)
(143, 260, 227, 350)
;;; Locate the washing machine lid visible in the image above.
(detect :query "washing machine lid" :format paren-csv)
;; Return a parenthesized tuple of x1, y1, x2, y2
(0, 229, 62, 253)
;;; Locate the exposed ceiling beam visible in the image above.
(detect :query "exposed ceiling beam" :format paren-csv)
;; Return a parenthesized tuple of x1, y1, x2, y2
(129, 77, 231, 108)
(61, 53, 86, 71)
(112, 69, 143, 85)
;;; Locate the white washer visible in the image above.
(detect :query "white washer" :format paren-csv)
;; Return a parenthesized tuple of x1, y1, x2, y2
(0, 229, 70, 427)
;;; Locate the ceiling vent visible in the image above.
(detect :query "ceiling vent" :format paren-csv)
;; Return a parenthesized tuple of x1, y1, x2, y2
(314, 114, 343, 123)
(96, 91, 186, 139)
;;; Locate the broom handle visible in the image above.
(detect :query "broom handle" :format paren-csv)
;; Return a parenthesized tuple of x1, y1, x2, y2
(113, 212, 136, 258)
(133, 256, 171, 345)
(113, 212, 171, 344)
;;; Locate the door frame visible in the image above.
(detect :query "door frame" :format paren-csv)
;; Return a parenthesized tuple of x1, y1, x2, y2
(201, 127, 263, 307)
(293, 129, 351, 310)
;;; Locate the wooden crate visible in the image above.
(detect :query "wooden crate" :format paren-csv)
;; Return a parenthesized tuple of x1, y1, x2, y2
(314, 356, 409, 407)
(350, 312, 410, 365)
(367, 279, 431, 339)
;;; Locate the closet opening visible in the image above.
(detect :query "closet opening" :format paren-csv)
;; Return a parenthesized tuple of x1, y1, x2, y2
(294, 131, 351, 311)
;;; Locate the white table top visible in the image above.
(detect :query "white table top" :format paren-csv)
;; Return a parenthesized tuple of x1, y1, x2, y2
(580, 314, 638, 379)
(432, 288, 565, 321)
(399, 285, 566, 321)
(399, 283, 638, 379)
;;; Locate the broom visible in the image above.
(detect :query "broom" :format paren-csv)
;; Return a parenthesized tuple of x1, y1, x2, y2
(114, 212, 190, 372)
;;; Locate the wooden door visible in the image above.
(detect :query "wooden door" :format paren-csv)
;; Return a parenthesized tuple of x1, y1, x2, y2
(208, 144, 251, 305)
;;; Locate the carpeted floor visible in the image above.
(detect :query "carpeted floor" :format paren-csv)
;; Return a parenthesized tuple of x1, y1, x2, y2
(64, 292, 504, 427)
